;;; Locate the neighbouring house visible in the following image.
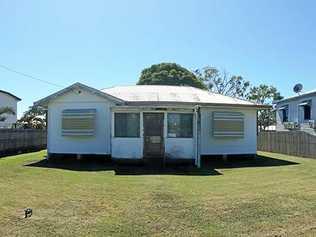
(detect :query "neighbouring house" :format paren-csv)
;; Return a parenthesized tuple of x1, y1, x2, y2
(0, 90, 21, 128)
(275, 90, 316, 134)
(35, 83, 269, 167)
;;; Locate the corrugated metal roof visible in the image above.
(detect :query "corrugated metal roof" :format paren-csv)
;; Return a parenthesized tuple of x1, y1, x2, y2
(102, 85, 258, 106)
(35, 83, 269, 109)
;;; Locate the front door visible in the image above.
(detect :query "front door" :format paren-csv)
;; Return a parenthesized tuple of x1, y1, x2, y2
(143, 113, 164, 158)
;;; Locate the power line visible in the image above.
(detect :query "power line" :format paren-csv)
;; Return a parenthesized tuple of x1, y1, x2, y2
(0, 64, 64, 88)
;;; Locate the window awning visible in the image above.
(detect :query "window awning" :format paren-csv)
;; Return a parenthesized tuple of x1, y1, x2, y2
(299, 101, 311, 106)
(278, 106, 288, 110)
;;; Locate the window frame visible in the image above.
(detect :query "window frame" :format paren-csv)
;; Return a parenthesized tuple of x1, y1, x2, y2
(114, 112, 140, 138)
(167, 113, 194, 138)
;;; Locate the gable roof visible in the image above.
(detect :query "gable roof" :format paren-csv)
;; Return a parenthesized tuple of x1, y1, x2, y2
(35, 82, 269, 109)
(102, 85, 269, 108)
(0, 90, 21, 101)
(34, 82, 124, 106)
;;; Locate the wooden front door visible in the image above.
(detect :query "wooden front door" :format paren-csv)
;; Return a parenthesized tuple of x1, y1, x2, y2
(143, 113, 164, 158)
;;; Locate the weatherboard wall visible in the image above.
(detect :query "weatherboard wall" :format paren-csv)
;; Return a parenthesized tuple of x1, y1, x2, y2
(47, 89, 113, 155)
(200, 107, 257, 155)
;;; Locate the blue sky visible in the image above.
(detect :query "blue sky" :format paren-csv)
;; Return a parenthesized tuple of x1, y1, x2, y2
(1, 0, 316, 117)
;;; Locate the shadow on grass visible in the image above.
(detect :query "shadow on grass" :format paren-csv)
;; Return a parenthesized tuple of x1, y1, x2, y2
(25, 159, 221, 176)
(24, 154, 299, 176)
(202, 155, 299, 169)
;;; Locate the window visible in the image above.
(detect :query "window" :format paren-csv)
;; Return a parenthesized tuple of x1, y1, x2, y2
(299, 101, 312, 120)
(212, 112, 244, 137)
(167, 113, 193, 138)
(62, 109, 96, 136)
(282, 109, 288, 122)
(114, 113, 140, 137)
(304, 105, 311, 120)
(279, 106, 288, 122)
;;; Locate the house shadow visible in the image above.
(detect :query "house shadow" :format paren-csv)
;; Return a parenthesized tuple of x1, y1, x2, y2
(25, 158, 221, 176)
(114, 165, 221, 176)
(25, 154, 299, 176)
(201, 154, 299, 169)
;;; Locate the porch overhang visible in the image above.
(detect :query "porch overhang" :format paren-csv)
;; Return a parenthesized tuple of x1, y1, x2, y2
(278, 106, 288, 110)
(298, 101, 311, 106)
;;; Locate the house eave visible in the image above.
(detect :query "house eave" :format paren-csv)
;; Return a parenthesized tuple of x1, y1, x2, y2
(124, 101, 270, 109)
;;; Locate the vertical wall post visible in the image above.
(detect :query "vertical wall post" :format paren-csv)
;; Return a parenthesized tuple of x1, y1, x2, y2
(194, 106, 201, 168)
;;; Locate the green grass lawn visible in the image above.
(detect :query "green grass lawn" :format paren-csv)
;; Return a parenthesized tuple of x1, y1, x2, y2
(0, 151, 315, 237)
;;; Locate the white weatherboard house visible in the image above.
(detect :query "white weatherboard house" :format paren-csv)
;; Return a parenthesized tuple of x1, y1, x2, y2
(0, 90, 21, 128)
(35, 83, 268, 167)
(275, 89, 316, 134)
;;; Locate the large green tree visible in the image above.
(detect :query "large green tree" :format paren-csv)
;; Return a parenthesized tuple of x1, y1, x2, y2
(137, 62, 206, 89)
(194, 66, 250, 98)
(18, 105, 46, 129)
(247, 84, 283, 131)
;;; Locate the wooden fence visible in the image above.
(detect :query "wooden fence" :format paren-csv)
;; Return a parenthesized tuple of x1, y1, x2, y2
(0, 129, 47, 156)
(258, 131, 316, 158)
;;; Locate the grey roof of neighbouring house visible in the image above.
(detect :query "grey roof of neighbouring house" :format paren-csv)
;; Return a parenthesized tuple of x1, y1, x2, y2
(102, 85, 268, 108)
(0, 90, 21, 101)
(275, 89, 316, 104)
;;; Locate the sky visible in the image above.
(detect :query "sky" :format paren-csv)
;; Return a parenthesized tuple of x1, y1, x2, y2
(1, 0, 316, 117)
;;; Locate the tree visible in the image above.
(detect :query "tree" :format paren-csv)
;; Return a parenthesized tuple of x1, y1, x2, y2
(18, 105, 46, 129)
(0, 107, 15, 122)
(194, 66, 250, 98)
(137, 62, 206, 89)
(247, 84, 283, 131)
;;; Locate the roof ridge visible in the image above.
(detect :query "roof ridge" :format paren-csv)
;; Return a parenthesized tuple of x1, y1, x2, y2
(102, 85, 258, 104)
(103, 84, 203, 89)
